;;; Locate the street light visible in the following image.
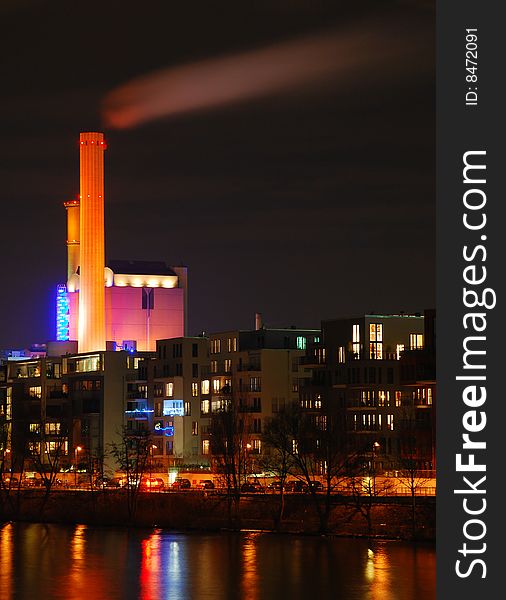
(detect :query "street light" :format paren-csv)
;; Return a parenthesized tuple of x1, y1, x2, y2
(150, 444, 157, 482)
(245, 443, 252, 483)
(74, 446, 82, 487)
(372, 442, 380, 495)
(4, 448, 11, 473)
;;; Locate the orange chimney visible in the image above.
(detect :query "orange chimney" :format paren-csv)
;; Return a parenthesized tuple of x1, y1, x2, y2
(78, 132, 107, 353)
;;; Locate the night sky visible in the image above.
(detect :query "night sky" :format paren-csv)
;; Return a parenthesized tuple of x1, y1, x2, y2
(0, 0, 434, 349)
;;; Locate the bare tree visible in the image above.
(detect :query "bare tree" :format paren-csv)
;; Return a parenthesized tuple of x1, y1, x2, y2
(26, 421, 70, 516)
(260, 408, 296, 527)
(395, 406, 433, 539)
(347, 444, 395, 538)
(209, 396, 252, 528)
(108, 427, 151, 521)
(263, 403, 351, 534)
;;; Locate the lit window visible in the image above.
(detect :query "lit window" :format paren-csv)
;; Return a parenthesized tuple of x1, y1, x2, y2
(395, 391, 402, 407)
(211, 360, 218, 374)
(166, 382, 174, 397)
(201, 399, 210, 415)
(249, 377, 261, 392)
(387, 414, 394, 431)
(202, 439, 210, 455)
(201, 380, 210, 395)
(75, 355, 101, 373)
(192, 421, 198, 435)
(192, 382, 199, 397)
(29, 423, 40, 433)
(409, 334, 424, 350)
(212, 379, 221, 393)
(253, 439, 262, 453)
(6, 388, 12, 420)
(369, 324, 383, 359)
(185, 401, 191, 416)
(427, 388, 433, 405)
(338, 347, 345, 363)
(224, 359, 232, 373)
(396, 344, 405, 360)
(45, 422, 61, 435)
(296, 336, 307, 350)
(47, 440, 68, 454)
(29, 386, 42, 398)
(352, 325, 360, 359)
(210, 339, 222, 354)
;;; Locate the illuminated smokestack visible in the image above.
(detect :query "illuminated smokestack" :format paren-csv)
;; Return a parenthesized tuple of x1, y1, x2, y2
(64, 197, 80, 281)
(78, 132, 107, 353)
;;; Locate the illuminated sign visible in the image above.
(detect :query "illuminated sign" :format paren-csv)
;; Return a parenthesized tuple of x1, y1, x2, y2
(154, 421, 174, 437)
(163, 399, 184, 417)
(56, 284, 70, 341)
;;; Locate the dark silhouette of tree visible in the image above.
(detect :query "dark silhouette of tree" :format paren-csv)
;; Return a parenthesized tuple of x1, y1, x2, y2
(108, 428, 151, 522)
(26, 420, 70, 516)
(263, 403, 351, 534)
(209, 394, 252, 528)
(260, 407, 296, 528)
(395, 406, 433, 539)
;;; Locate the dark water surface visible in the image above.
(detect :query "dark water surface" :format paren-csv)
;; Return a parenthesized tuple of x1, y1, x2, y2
(0, 522, 435, 600)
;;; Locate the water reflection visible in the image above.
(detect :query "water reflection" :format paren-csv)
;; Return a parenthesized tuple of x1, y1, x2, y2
(241, 533, 259, 600)
(0, 523, 435, 600)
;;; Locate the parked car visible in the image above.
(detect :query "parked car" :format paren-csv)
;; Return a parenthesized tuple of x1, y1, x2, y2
(198, 479, 215, 490)
(2, 476, 19, 487)
(285, 480, 307, 493)
(171, 478, 191, 490)
(266, 481, 282, 493)
(308, 480, 324, 493)
(140, 477, 165, 491)
(23, 476, 45, 488)
(241, 481, 265, 493)
(104, 477, 123, 489)
(94, 476, 122, 488)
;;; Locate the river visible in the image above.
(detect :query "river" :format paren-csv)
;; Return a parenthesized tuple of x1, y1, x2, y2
(0, 523, 435, 599)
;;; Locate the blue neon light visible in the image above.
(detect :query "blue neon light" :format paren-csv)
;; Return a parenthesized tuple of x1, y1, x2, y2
(154, 423, 174, 437)
(56, 284, 70, 341)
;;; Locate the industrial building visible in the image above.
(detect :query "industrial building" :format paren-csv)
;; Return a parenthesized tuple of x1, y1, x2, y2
(57, 132, 188, 353)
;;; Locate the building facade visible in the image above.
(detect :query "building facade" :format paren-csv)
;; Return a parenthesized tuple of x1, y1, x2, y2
(300, 313, 435, 475)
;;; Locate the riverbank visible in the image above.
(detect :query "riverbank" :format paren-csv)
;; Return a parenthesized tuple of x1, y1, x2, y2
(0, 490, 435, 540)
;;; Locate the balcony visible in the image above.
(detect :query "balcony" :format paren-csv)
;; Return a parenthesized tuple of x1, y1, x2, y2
(236, 364, 261, 372)
(239, 405, 262, 413)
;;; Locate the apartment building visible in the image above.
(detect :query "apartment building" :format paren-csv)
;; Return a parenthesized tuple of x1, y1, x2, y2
(300, 312, 435, 473)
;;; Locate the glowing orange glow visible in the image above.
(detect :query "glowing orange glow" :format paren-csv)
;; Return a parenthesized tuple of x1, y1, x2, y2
(69, 524, 87, 592)
(241, 533, 259, 600)
(0, 524, 13, 598)
(140, 532, 162, 600)
(78, 132, 106, 353)
(64, 197, 80, 282)
(366, 545, 393, 599)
